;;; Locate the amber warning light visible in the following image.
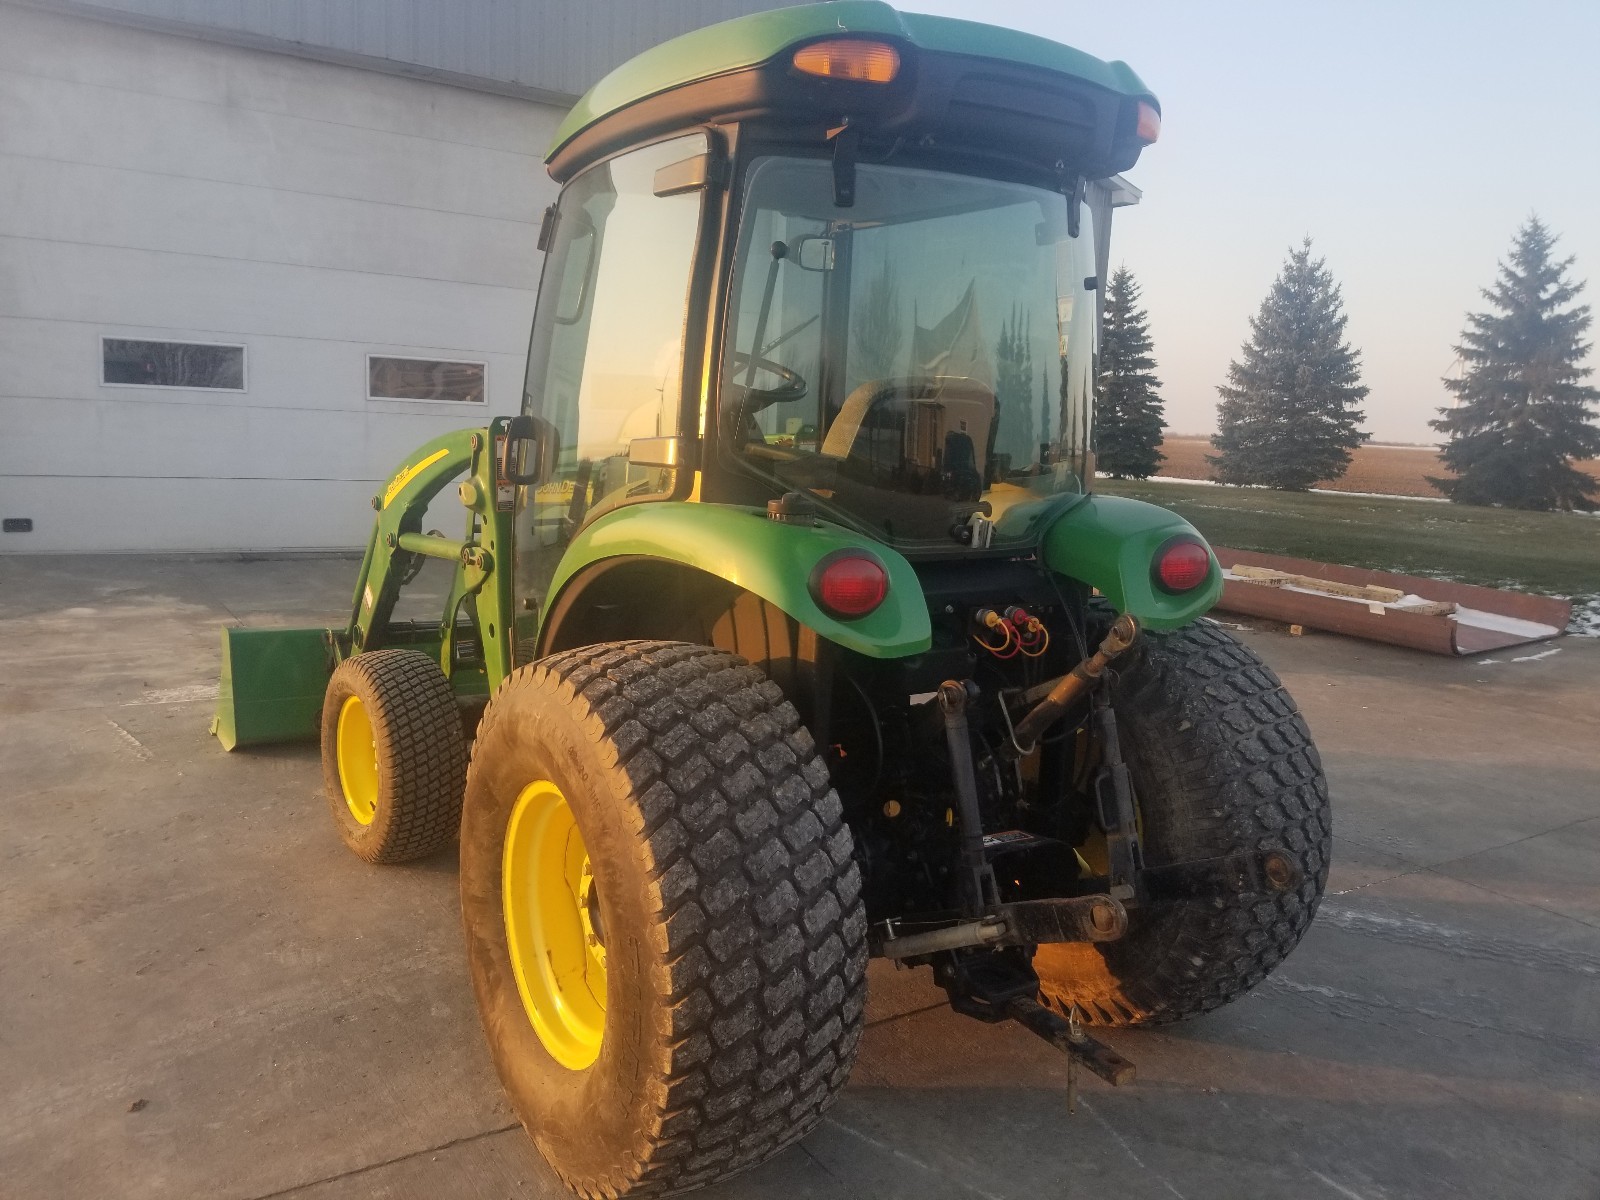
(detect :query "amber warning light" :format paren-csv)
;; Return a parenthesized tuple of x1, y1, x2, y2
(1135, 100, 1161, 143)
(793, 39, 901, 83)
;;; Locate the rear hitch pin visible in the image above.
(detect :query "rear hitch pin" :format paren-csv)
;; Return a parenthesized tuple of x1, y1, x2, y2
(1066, 1004, 1084, 1115)
(1005, 995, 1135, 1096)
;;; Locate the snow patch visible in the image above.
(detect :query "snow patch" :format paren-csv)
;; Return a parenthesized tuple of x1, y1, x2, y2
(1148, 475, 1448, 503)
(1510, 647, 1562, 662)
(1565, 597, 1600, 638)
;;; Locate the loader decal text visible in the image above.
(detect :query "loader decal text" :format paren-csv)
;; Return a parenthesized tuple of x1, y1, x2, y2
(382, 448, 451, 509)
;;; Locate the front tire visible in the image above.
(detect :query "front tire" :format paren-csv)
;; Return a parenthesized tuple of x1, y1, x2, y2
(461, 641, 867, 1197)
(319, 649, 466, 863)
(1037, 620, 1331, 1025)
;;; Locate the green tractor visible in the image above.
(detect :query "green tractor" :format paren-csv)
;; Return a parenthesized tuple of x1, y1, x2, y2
(214, 3, 1330, 1194)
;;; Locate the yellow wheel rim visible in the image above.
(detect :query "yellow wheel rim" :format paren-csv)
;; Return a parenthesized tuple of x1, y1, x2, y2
(503, 779, 606, 1070)
(335, 695, 380, 826)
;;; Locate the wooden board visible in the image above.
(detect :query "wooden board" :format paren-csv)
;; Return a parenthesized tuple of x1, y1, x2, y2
(1226, 564, 1406, 604)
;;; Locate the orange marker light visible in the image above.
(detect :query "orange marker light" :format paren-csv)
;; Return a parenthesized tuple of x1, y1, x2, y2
(793, 39, 901, 83)
(1135, 100, 1161, 143)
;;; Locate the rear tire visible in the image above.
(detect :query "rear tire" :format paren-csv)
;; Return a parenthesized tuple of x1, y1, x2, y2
(319, 649, 466, 863)
(461, 640, 867, 1198)
(1036, 620, 1331, 1025)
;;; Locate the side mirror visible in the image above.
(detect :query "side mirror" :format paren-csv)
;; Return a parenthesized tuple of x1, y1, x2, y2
(793, 235, 836, 272)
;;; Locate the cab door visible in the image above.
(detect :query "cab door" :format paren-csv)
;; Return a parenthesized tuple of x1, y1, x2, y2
(512, 133, 712, 661)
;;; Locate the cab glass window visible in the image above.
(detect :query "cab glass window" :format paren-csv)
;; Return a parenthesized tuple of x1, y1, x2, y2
(721, 156, 1096, 551)
(516, 134, 707, 624)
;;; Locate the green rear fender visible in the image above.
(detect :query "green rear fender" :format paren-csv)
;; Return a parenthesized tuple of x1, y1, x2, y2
(1042, 494, 1221, 630)
(542, 503, 932, 658)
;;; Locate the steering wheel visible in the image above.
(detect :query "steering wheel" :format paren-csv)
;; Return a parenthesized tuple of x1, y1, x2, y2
(727, 352, 807, 412)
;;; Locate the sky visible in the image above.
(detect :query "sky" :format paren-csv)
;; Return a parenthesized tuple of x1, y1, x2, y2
(911, 0, 1600, 442)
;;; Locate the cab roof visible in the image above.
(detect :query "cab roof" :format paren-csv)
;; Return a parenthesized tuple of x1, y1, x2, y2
(547, 1, 1156, 168)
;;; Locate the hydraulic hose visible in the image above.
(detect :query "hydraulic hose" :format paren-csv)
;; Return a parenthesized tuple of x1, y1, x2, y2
(1006, 614, 1140, 756)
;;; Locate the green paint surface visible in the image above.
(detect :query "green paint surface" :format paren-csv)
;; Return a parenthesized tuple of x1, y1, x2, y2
(1041, 494, 1221, 629)
(549, 0, 1154, 159)
(545, 501, 933, 658)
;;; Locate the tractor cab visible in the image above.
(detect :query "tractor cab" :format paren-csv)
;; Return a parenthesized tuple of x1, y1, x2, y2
(510, 2, 1163, 627)
(214, 9, 1330, 1196)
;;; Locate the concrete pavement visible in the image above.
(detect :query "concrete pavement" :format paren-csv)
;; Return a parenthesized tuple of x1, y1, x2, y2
(2, 553, 1596, 1199)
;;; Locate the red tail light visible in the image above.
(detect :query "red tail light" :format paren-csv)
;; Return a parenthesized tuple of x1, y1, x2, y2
(810, 550, 889, 619)
(1153, 537, 1212, 593)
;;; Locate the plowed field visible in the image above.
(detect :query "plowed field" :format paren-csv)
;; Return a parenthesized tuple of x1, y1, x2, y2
(1151, 436, 1600, 500)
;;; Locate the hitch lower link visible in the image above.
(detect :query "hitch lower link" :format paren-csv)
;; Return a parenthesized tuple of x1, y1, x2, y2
(876, 895, 1127, 960)
(887, 653, 1142, 1109)
(913, 679, 1128, 953)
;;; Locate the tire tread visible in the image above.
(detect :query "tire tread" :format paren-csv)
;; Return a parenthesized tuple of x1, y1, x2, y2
(470, 641, 866, 1198)
(1040, 620, 1330, 1026)
(321, 648, 465, 863)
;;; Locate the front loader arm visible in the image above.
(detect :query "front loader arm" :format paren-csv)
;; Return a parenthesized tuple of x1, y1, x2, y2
(344, 417, 522, 695)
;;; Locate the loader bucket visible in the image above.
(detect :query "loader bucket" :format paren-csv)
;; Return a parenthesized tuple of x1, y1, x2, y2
(211, 626, 336, 750)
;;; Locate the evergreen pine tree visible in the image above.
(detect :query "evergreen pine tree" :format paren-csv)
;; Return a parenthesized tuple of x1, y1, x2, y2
(851, 256, 903, 380)
(1430, 217, 1600, 511)
(994, 306, 1034, 466)
(1095, 266, 1166, 478)
(1210, 239, 1368, 489)
(1039, 370, 1051, 449)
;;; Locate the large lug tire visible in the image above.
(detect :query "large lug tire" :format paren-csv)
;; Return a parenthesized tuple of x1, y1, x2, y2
(461, 640, 867, 1198)
(1037, 620, 1331, 1026)
(319, 649, 467, 864)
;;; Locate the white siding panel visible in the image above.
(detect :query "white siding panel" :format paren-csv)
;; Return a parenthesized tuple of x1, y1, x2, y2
(0, 6, 542, 153)
(0, 156, 541, 288)
(21, 0, 794, 103)
(0, 6, 547, 551)
(0, 70, 556, 223)
(0, 396, 357, 481)
(0, 239, 535, 354)
(9, 476, 385, 551)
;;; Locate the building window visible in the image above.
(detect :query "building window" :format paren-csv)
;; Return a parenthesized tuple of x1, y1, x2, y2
(368, 355, 487, 404)
(102, 338, 246, 390)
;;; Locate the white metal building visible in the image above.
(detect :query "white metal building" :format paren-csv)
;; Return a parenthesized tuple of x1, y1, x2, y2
(0, 0, 785, 552)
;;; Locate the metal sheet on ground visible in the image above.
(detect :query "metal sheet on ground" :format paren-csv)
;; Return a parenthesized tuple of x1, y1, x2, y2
(1214, 546, 1572, 655)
